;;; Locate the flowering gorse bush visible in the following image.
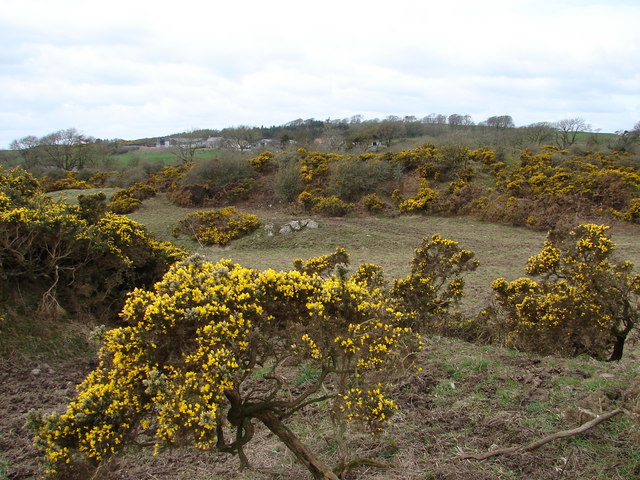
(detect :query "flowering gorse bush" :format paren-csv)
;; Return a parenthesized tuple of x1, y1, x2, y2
(40, 171, 92, 192)
(0, 168, 185, 318)
(173, 207, 259, 246)
(298, 149, 343, 185)
(108, 183, 157, 214)
(392, 144, 440, 172)
(490, 224, 640, 360)
(397, 179, 439, 214)
(479, 149, 640, 229)
(339, 384, 398, 433)
(33, 252, 424, 479)
(147, 163, 192, 191)
(297, 191, 353, 216)
(392, 234, 479, 332)
(362, 193, 387, 213)
(107, 196, 141, 214)
(248, 151, 274, 172)
(0, 166, 40, 199)
(96, 213, 185, 269)
(293, 248, 350, 275)
(618, 198, 640, 223)
(312, 195, 353, 217)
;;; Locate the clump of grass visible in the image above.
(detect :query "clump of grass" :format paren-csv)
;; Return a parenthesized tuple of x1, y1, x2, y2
(294, 362, 322, 385)
(0, 453, 9, 480)
(0, 308, 97, 362)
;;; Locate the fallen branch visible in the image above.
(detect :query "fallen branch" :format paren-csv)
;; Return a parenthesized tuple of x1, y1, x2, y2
(461, 408, 623, 461)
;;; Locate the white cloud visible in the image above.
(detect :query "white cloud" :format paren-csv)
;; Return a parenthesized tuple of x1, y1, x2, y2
(1, 0, 639, 147)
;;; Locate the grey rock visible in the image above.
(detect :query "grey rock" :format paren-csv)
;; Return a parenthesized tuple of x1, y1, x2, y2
(289, 220, 301, 231)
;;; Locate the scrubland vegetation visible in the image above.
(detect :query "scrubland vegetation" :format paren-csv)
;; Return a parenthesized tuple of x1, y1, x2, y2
(1, 117, 640, 479)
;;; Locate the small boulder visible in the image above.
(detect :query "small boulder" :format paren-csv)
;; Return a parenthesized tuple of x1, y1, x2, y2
(279, 224, 293, 235)
(288, 220, 302, 231)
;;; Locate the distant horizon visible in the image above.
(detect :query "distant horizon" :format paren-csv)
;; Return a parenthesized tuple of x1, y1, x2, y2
(107, 115, 623, 142)
(3, 114, 622, 148)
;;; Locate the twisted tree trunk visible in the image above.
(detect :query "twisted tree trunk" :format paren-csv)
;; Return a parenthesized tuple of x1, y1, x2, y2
(253, 409, 339, 480)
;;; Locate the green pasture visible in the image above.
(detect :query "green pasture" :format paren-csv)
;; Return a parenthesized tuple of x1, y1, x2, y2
(110, 148, 220, 166)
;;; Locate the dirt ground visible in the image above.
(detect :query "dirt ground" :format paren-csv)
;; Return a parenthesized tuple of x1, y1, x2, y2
(0, 358, 93, 479)
(3, 336, 639, 480)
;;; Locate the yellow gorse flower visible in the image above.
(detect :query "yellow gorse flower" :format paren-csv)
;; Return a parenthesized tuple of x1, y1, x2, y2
(34, 252, 424, 475)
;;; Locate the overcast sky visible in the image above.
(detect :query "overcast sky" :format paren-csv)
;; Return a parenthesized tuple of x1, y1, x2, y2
(1, 0, 639, 148)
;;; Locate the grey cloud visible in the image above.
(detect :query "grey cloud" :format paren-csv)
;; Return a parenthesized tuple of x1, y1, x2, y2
(1, 0, 639, 147)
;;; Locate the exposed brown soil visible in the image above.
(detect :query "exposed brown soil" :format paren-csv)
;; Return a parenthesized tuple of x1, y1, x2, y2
(0, 358, 93, 479)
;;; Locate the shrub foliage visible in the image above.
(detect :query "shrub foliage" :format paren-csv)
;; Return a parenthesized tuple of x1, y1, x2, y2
(0, 167, 185, 318)
(392, 234, 479, 332)
(173, 207, 260, 246)
(490, 224, 640, 360)
(297, 192, 354, 217)
(40, 171, 92, 192)
(33, 254, 423, 479)
(108, 182, 157, 214)
(479, 148, 640, 229)
(32, 235, 478, 479)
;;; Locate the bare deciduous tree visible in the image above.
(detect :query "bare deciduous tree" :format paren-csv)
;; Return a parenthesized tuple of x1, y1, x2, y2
(481, 115, 515, 129)
(171, 132, 204, 164)
(516, 122, 555, 146)
(221, 126, 262, 151)
(553, 118, 591, 149)
(9, 135, 41, 168)
(11, 128, 95, 170)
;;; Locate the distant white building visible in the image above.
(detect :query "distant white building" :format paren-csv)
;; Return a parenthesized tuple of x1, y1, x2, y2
(156, 137, 173, 147)
(206, 137, 223, 148)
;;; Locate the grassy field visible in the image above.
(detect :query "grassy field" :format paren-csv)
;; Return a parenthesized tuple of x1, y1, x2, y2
(129, 194, 640, 314)
(46, 187, 640, 312)
(110, 147, 220, 166)
(4, 191, 640, 480)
